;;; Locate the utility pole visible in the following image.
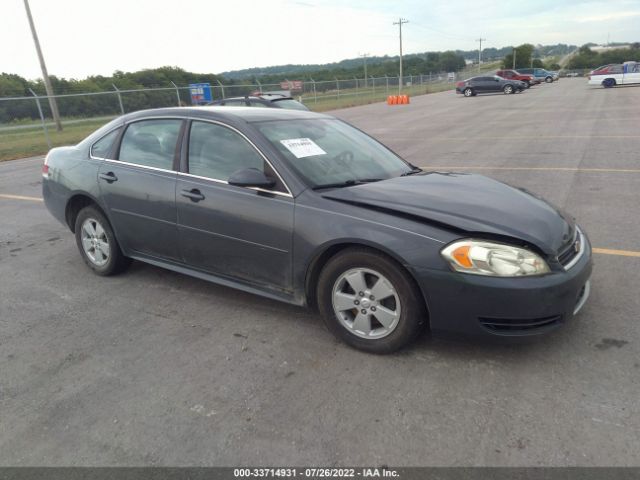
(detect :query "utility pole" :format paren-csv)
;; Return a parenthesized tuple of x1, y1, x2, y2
(23, 0, 62, 131)
(512, 48, 517, 70)
(393, 18, 409, 94)
(477, 38, 486, 73)
(359, 53, 369, 88)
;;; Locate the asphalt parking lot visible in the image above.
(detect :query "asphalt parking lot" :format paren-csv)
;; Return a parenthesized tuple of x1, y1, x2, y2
(1, 79, 639, 466)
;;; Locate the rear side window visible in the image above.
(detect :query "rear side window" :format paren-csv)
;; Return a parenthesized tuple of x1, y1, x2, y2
(118, 119, 182, 170)
(90, 128, 120, 159)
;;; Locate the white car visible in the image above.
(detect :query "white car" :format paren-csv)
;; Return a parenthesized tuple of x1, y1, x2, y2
(588, 62, 640, 88)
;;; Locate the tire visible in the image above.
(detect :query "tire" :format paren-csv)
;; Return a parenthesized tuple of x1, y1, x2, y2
(317, 247, 427, 354)
(74, 205, 131, 276)
(545, 76, 553, 83)
(603, 78, 616, 88)
(524, 82, 530, 89)
(463, 87, 474, 97)
(503, 84, 514, 94)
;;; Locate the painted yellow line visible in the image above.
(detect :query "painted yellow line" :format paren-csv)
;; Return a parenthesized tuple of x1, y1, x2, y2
(592, 248, 640, 258)
(425, 166, 640, 173)
(0, 193, 43, 202)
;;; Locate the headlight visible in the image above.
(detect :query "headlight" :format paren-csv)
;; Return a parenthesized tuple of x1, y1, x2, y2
(441, 240, 550, 277)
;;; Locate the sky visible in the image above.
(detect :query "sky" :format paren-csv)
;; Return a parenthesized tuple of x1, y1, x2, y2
(1, 0, 639, 80)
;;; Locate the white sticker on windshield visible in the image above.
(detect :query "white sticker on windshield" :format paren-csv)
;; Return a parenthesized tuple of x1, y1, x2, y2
(280, 138, 327, 158)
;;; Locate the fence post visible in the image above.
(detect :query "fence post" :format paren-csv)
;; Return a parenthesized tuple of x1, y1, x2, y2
(28, 88, 51, 149)
(170, 81, 181, 106)
(256, 79, 262, 93)
(385, 76, 389, 94)
(112, 84, 125, 114)
(354, 77, 358, 96)
(371, 76, 375, 97)
(335, 77, 340, 99)
(216, 80, 226, 99)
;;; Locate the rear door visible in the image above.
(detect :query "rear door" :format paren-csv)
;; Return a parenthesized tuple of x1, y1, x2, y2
(98, 118, 183, 261)
(623, 63, 640, 84)
(176, 120, 294, 291)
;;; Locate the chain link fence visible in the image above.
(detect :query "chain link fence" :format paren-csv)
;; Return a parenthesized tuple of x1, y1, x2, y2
(0, 72, 452, 160)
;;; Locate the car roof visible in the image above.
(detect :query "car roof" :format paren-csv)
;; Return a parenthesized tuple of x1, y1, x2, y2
(121, 106, 329, 124)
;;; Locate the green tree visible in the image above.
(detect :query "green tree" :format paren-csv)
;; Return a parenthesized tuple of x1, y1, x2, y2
(503, 44, 535, 69)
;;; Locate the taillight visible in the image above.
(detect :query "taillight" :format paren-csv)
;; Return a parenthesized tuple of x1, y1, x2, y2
(42, 152, 50, 177)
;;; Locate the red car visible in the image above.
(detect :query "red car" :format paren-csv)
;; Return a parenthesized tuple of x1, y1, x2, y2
(496, 69, 538, 87)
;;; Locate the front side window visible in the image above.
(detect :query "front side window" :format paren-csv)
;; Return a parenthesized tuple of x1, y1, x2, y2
(91, 128, 120, 159)
(119, 119, 182, 170)
(188, 121, 268, 183)
(255, 119, 412, 188)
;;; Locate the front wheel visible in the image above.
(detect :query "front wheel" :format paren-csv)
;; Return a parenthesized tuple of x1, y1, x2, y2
(545, 76, 553, 83)
(463, 87, 474, 97)
(503, 85, 514, 94)
(317, 248, 426, 354)
(603, 78, 616, 88)
(74, 205, 131, 276)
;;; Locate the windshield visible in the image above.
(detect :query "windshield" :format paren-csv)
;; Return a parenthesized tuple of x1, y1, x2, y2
(255, 119, 413, 188)
(272, 99, 310, 111)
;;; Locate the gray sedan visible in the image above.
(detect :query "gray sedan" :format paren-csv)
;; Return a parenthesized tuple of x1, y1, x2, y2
(42, 107, 591, 353)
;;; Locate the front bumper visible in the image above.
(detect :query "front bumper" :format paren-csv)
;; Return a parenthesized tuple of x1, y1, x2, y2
(413, 239, 593, 339)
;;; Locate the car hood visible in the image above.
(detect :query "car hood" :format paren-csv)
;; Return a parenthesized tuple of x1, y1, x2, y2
(321, 172, 575, 254)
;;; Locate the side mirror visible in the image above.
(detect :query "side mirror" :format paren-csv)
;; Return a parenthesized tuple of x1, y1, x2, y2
(228, 168, 276, 189)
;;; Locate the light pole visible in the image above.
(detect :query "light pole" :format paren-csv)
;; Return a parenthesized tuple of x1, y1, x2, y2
(393, 18, 409, 94)
(359, 53, 369, 88)
(477, 38, 486, 73)
(23, 0, 62, 131)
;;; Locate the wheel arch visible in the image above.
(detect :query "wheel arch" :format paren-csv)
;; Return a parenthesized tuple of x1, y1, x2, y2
(303, 240, 430, 324)
(65, 192, 108, 233)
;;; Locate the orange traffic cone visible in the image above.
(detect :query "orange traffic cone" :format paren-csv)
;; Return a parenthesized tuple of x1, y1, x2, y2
(404, 95, 410, 104)
(387, 95, 393, 105)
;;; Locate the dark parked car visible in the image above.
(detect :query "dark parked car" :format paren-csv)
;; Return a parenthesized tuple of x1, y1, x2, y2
(42, 107, 592, 353)
(209, 93, 309, 111)
(456, 76, 527, 97)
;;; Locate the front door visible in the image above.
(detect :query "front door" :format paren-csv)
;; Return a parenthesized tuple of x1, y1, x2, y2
(98, 118, 183, 261)
(177, 120, 294, 292)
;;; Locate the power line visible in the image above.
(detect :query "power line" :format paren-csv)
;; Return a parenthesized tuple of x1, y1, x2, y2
(393, 18, 409, 94)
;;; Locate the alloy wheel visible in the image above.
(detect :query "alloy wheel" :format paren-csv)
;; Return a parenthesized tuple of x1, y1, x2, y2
(80, 217, 110, 266)
(332, 268, 401, 339)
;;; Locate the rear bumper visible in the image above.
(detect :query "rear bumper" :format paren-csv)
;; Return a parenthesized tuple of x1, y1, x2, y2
(413, 239, 593, 340)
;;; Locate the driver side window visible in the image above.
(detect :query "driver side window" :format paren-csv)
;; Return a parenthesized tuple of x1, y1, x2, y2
(187, 121, 285, 192)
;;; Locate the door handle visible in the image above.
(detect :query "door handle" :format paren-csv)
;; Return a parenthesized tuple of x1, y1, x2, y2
(99, 172, 118, 183)
(181, 188, 205, 202)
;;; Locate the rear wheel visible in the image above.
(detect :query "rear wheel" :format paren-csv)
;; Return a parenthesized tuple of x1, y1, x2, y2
(317, 248, 426, 354)
(463, 87, 474, 97)
(545, 76, 553, 83)
(503, 84, 514, 94)
(74, 206, 131, 276)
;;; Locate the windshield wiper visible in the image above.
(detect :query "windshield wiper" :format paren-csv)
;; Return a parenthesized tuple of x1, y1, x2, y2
(401, 167, 423, 176)
(312, 178, 383, 190)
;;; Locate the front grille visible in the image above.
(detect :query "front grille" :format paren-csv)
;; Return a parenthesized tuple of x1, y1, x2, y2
(478, 315, 562, 333)
(558, 242, 579, 266)
(557, 227, 584, 270)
